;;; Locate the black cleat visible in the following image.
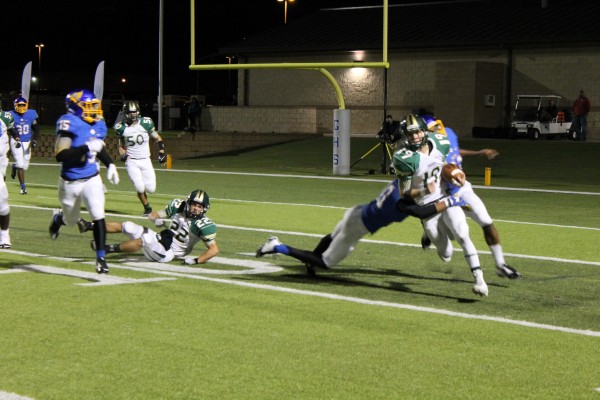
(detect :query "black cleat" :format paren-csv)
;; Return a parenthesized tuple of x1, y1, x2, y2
(421, 234, 431, 250)
(496, 264, 521, 279)
(305, 262, 316, 277)
(78, 218, 94, 233)
(96, 257, 109, 274)
(49, 210, 63, 240)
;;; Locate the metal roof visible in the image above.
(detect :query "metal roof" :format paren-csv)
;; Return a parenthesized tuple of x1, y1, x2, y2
(219, 0, 600, 56)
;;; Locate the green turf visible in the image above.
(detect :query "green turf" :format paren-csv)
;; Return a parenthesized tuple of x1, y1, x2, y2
(0, 136, 599, 399)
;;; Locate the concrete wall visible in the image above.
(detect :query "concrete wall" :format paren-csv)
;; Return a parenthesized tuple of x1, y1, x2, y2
(232, 46, 598, 140)
(201, 106, 317, 134)
(32, 131, 319, 161)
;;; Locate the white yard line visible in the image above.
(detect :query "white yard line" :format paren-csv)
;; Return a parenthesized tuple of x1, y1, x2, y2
(0, 391, 35, 400)
(4, 244, 600, 337)
(27, 163, 600, 196)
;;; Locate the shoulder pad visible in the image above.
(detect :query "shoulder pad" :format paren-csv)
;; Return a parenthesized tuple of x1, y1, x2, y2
(393, 148, 420, 175)
(140, 117, 156, 131)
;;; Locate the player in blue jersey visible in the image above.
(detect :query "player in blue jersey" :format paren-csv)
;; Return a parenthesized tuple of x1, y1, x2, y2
(421, 115, 520, 279)
(9, 96, 40, 194)
(255, 178, 461, 275)
(48, 89, 120, 274)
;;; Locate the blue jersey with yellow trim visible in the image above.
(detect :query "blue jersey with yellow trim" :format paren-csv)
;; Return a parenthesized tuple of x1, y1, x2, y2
(56, 113, 107, 180)
(444, 127, 462, 167)
(444, 127, 462, 195)
(9, 109, 38, 142)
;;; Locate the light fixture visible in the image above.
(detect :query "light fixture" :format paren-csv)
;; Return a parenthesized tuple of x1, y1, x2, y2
(277, 0, 295, 24)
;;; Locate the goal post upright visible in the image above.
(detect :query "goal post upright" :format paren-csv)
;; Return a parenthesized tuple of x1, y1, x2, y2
(189, 0, 390, 175)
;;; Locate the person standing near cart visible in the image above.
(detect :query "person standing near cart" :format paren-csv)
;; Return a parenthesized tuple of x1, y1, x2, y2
(572, 89, 591, 141)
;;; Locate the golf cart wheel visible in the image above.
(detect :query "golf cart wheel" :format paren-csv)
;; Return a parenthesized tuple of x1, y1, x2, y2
(528, 128, 540, 140)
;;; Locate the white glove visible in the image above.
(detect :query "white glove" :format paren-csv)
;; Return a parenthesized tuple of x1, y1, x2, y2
(85, 139, 105, 153)
(106, 164, 119, 185)
(183, 257, 197, 265)
(153, 218, 166, 227)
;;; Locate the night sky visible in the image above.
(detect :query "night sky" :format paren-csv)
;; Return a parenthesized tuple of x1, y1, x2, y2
(3, 1, 448, 98)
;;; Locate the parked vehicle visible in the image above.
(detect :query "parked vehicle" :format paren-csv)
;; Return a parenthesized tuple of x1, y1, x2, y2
(509, 95, 572, 140)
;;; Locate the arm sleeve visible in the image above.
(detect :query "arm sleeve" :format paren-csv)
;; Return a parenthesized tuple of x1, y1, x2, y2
(9, 127, 20, 140)
(32, 123, 40, 140)
(54, 131, 99, 163)
(96, 147, 114, 167)
(56, 145, 88, 163)
(396, 199, 439, 219)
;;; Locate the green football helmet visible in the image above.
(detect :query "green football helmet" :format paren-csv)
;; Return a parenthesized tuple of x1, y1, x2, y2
(122, 101, 141, 124)
(403, 114, 428, 151)
(185, 189, 210, 218)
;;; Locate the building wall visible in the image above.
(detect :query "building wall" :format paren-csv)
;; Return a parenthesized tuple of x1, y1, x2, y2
(201, 106, 317, 134)
(234, 46, 598, 140)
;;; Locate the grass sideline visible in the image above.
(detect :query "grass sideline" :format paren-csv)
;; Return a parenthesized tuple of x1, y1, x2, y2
(0, 137, 599, 399)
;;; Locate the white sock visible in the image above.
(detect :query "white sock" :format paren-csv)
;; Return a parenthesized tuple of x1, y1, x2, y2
(489, 243, 505, 267)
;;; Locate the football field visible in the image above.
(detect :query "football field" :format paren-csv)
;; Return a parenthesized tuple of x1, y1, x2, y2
(1, 137, 599, 399)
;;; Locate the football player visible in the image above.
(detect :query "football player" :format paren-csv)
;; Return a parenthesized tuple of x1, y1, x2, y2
(422, 115, 520, 280)
(0, 101, 10, 178)
(90, 221, 176, 263)
(256, 176, 463, 276)
(9, 96, 40, 194)
(48, 89, 120, 274)
(114, 101, 166, 216)
(82, 189, 219, 265)
(393, 114, 489, 296)
(0, 104, 19, 248)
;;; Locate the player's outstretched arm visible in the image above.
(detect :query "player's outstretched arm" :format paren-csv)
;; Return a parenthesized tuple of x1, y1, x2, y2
(396, 196, 461, 219)
(183, 242, 220, 265)
(460, 148, 499, 160)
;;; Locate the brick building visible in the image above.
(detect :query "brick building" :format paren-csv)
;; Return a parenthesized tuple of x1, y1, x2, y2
(206, 0, 599, 140)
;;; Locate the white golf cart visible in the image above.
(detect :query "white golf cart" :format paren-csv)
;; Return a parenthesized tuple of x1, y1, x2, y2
(509, 95, 573, 140)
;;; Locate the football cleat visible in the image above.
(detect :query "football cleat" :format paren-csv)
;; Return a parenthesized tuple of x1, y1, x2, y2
(0, 243, 11, 249)
(305, 262, 316, 277)
(421, 233, 431, 250)
(20, 188, 27, 195)
(49, 210, 63, 240)
(78, 218, 94, 233)
(496, 264, 521, 279)
(471, 268, 489, 297)
(95, 257, 109, 274)
(10, 164, 16, 180)
(438, 253, 451, 263)
(255, 236, 281, 257)
(142, 206, 152, 217)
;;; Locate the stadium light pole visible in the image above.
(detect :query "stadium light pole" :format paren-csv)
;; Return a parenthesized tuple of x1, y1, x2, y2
(277, 0, 295, 24)
(35, 43, 44, 89)
(35, 43, 44, 116)
(35, 44, 44, 76)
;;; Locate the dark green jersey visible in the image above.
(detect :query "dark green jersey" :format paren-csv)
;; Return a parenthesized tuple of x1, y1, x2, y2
(164, 199, 217, 257)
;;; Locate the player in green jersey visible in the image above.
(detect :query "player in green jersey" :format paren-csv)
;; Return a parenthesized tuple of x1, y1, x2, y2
(393, 114, 488, 297)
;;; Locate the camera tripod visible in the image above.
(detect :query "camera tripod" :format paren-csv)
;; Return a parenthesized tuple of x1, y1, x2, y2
(351, 140, 396, 174)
